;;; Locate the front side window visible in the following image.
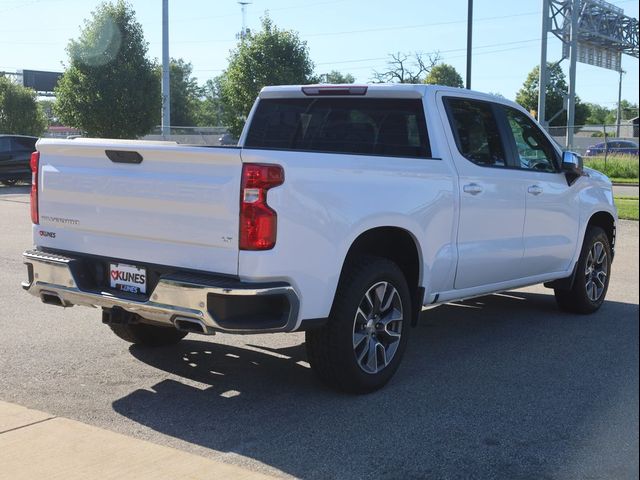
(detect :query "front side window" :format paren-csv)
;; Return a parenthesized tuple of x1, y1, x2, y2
(444, 98, 506, 167)
(245, 98, 431, 158)
(503, 107, 557, 172)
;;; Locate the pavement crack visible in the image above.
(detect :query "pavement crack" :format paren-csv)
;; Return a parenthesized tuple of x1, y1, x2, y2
(0, 416, 57, 435)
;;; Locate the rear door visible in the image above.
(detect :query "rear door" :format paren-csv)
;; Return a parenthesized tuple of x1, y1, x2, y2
(439, 94, 528, 289)
(35, 139, 242, 274)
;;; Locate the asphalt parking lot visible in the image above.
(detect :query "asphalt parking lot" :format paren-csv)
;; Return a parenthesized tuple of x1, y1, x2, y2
(0, 185, 638, 479)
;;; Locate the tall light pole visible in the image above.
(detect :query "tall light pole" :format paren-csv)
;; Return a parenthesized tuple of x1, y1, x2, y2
(615, 69, 624, 138)
(466, 0, 473, 89)
(239, 1, 251, 41)
(538, 0, 550, 127)
(161, 0, 170, 138)
(565, 0, 579, 149)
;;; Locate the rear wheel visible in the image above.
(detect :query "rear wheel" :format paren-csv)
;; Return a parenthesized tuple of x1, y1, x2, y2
(306, 256, 411, 394)
(1, 179, 18, 186)
(555, 226, 611, 314)
(109, 322, 187, 346)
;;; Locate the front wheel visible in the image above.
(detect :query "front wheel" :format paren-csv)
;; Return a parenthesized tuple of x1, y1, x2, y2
(555, 226, 611, 314)
(306, 256, 412, 394)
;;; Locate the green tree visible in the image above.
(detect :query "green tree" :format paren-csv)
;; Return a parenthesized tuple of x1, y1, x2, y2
(219, 16, 314, 136)
(54, 1, 160, 138)
(584, 102, 615, 125)
(38, 99, 62, 127)
(313, 70, 355, 84)
(156, 58, 201, 126)
(196, 78, 224, 127)
(0, 76, 47, 135)
(515, 63, 588, 127)
(424, 63, 463, 87)
(618, 100, 639, 121)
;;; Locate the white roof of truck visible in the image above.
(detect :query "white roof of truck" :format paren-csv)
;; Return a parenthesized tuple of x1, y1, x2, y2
(260, 84, 427, 99)
(258, 84, 517, 106)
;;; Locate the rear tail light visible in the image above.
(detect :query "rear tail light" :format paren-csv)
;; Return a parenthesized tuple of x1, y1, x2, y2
(239, 163, 284, 250)
(30, 151, 39, 224)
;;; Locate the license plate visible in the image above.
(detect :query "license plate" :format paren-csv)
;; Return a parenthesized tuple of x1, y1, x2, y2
(109, 263, 147, 294)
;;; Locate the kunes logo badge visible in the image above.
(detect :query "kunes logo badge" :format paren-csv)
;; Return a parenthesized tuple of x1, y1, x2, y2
(111, 270, 146, 285)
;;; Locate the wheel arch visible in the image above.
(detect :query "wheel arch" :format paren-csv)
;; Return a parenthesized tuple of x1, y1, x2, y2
(587, 210, 616, 258)
(337, 226, 424, 326)
(547, 209, 617, 291)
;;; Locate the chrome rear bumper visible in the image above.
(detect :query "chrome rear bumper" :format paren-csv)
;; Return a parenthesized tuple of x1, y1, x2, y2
(22, 249, 300, 334)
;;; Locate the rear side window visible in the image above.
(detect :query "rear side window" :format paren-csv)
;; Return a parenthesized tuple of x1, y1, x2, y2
(11, 137, 37, 151)
(0, 138, 10, 153)
(444, 98, 506, 167)
(245, 98, 431, 158)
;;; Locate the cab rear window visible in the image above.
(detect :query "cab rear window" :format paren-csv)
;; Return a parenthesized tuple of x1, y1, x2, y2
(245, 98, 431, 158)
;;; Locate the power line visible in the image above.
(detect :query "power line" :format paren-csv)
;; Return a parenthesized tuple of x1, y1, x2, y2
(160, 10, 542, 45)
(299, 11, 540, 38)
(192, 40, 542, 75)
(173, 0, 351, 24)
(2, 8, 546, 46)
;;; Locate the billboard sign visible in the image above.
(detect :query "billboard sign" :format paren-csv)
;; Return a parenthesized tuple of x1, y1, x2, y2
(19, 70, 62, 93)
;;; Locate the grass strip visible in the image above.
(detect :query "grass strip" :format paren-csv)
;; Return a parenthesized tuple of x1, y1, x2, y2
(584, 156, 639, 180)
(614, 196, 639, 221)
(610, 177, 639, 185)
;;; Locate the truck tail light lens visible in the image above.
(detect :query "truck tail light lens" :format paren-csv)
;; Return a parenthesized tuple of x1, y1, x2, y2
(30, 151, 39, 225)
(239, 163, 284, 250)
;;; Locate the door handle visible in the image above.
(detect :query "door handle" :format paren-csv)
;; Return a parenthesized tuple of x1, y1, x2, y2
(528, 185, 543, 196)
(463, 183, 483, 195)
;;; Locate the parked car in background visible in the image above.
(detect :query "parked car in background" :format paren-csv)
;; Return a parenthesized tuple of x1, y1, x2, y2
(585, 140, 639, 157)
(0, 135, 38, 185)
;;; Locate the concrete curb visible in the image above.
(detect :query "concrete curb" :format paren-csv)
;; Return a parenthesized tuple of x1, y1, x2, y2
(0, 401, 276, 480)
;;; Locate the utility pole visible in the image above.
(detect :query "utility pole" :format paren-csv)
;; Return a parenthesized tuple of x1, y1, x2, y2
(466, 0, 473, 89)
(615, 69, 624, 138)
(537, 0, 550, 127)
(565, 0, 580, 150)
(161, 0, 170, 138)
(239, 1, 251, 41)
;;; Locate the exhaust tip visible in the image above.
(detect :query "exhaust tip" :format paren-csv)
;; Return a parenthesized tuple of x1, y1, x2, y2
(174, 317, 214, 335)
(40, 292, 67, 307)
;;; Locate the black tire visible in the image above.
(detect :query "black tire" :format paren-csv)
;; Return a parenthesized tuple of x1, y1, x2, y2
(306, 255, 412, 394)
(109, 322, 187, 346)
(555, 226, 611, 314)
(1, 179, 18, 186)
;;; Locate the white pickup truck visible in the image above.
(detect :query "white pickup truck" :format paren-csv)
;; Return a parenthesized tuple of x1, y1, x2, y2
(23, 84, 617, 393)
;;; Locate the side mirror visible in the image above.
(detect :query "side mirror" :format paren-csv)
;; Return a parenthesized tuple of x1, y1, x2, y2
(562, 151, 583, 174)
(562, 151, 584, 185)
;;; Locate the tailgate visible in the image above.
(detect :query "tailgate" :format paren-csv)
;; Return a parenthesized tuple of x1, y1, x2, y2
(34, 138, 242, 275)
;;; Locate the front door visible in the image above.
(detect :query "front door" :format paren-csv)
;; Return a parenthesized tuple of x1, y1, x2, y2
(500, 106, 580, 276)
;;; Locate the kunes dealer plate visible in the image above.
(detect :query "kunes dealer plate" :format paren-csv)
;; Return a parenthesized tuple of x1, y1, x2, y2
(109, 263, 147, 294)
